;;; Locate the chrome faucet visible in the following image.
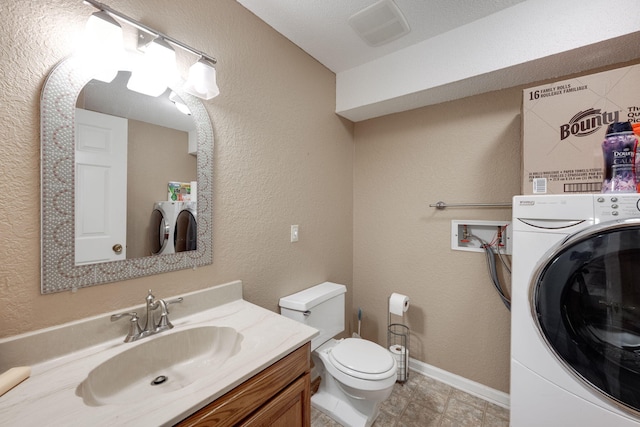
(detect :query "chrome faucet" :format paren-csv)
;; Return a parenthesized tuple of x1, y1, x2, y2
(111, 289, 183, 342)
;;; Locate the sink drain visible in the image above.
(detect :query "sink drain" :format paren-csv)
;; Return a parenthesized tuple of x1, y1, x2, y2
(151, 375, 168, 386)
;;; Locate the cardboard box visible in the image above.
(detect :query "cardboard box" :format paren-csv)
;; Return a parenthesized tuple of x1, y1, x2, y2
(522, 64, 640, 195)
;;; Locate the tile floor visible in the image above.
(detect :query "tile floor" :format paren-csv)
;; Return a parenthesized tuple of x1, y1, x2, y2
(310, 372, 510, 427)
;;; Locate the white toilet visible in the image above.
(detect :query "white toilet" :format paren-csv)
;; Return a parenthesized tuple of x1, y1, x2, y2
(279, 282, 397, 427)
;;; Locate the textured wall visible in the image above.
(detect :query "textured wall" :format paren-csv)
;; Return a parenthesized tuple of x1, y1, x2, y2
(351, 58, 640, 393)
(0, 0, 353, 337)
(353, 90, 521, 393)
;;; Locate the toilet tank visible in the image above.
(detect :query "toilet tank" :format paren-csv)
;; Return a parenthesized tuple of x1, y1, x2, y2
(279, 282, 346, 351)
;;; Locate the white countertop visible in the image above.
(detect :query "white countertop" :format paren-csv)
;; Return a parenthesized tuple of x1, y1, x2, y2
(0, 282, 317, 426)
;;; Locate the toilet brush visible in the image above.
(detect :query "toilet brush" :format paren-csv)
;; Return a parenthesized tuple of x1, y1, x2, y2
(353, 308, 362, 338)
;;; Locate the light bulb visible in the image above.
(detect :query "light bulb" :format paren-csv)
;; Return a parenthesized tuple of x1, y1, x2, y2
(127, 37, 177, 97)
(183, 58, 220, 100)
(77, 11, 124, 83)
(169, 91, 192, 115)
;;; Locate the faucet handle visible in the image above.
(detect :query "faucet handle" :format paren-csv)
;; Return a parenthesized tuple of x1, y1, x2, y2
(110, 311, 138, 322)
(111, 312, 143, 342)
(166, 297, 184, 305)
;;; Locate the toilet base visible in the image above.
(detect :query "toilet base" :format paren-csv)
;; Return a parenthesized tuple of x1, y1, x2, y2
(312, 389, 379, 427)
(310, 339, 395, 427)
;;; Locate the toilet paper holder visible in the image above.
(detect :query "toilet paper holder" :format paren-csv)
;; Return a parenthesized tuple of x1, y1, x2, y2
(387, 295, 410, 383)
(388, 323, 409, 383)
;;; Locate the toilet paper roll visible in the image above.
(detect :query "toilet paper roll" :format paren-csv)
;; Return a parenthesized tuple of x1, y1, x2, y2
(389, 345, 409, 361)
(389, 345, 406, 356)
(389, 345, 409, 381)
(389, 293, 410, 316)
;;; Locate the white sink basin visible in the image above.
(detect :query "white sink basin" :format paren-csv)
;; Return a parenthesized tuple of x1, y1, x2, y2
(77, 326, 242, 406)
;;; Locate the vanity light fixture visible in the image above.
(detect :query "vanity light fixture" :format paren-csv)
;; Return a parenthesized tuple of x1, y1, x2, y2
(183, 58, 220, 100)
(83, 0, 219, 99)
(169, 91, 192, 115)
(127, 36, 177, 97)
(77, 10, 123, 82)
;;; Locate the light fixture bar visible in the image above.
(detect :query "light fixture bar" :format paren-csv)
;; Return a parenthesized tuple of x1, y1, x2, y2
(83, 0, 217, 64)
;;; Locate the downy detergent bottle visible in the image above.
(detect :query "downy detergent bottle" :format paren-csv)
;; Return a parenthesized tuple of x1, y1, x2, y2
(633, 123, 640, 192)
(601, 122, 637, 193)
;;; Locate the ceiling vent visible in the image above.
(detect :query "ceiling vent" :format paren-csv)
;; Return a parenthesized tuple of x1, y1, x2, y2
(348, 0, 410, 47)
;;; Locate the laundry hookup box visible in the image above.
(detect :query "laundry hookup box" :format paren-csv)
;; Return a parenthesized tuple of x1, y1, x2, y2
(522, 63, 640, 195)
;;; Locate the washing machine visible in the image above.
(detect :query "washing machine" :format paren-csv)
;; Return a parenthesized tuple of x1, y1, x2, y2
(511, 194, 640, 426)
(149, 201, 197, 255)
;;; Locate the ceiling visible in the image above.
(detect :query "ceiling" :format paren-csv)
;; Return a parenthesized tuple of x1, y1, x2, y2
(237, 0, 640, 121)
(236, 0, 527, 73)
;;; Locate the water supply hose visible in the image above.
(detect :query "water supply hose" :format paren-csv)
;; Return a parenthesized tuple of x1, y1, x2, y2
(470, 234, 511, 311)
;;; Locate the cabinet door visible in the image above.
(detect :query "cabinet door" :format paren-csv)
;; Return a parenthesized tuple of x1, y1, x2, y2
(240, 373, 310, 427)
(176, 343, 310, 427)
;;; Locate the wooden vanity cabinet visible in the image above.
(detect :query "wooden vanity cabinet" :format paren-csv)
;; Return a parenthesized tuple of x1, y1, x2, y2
(176, 342, 311, 427)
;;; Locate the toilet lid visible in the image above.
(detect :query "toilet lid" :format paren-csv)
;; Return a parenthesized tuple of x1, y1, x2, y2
(329, 338, 395, 378)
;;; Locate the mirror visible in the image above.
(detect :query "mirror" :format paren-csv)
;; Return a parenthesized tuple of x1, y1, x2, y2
(75, 71, 197, 263)
(41, 55, 213, 294)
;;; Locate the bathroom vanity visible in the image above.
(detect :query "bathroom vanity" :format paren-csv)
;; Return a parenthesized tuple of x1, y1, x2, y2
(178, 342, 310, 426)
(0, 281, 317, 426)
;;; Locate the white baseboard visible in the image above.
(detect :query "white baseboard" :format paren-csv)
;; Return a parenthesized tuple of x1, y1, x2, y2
(409, 357, 510, 409)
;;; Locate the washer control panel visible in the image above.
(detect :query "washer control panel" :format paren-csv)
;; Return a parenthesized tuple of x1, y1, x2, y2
(594, 194, 640, 220)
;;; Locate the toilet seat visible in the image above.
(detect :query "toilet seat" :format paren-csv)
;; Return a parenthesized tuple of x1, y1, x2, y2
(328, 338, 396, 381)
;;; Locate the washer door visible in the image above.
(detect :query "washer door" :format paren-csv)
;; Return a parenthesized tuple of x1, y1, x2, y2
(150, 209, 170, 255)
(532, 219, 640, 414)
(174, 209, 197, 252)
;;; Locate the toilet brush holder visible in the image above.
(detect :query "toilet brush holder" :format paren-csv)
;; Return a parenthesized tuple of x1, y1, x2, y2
(387, 323, 410, 383)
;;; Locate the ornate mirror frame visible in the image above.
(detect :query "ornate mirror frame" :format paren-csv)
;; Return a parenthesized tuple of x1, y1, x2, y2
(40, 56, 213, 294)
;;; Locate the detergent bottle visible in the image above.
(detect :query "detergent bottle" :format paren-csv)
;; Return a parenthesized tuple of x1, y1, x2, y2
(601, 122, 637, 193)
